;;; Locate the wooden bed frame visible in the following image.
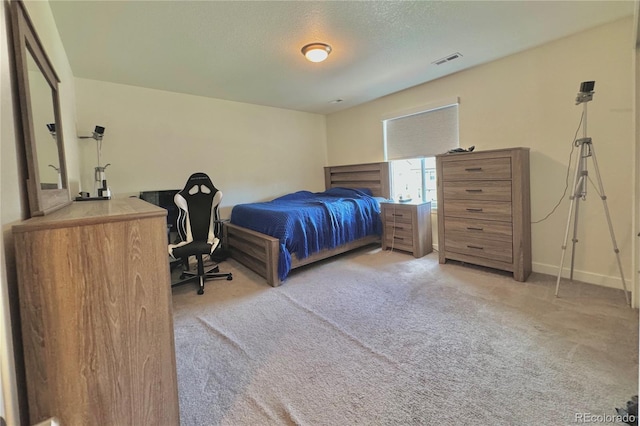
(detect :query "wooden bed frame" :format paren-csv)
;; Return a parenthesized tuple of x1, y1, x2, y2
(223, 162, 390, 286)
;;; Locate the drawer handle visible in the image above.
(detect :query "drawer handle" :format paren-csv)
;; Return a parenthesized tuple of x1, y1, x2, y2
(467, 227, 484, 231)
(393, 237, 405, 241)
(465, 189, 483, 193)
(392, 213, 404, 217)
(466, 208, 483, 212)
(467, 245, 484, 250)
(465, 167, 483, 172)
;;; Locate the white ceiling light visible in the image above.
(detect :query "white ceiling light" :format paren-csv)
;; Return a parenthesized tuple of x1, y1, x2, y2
(301, 43, 332, 63)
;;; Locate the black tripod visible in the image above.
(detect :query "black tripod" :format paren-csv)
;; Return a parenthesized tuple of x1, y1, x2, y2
(555, 82, 630, 306)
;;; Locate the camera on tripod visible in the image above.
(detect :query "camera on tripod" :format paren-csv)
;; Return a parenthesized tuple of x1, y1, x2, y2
(575, 80, 595, 105)
(555, 80, 630, 306)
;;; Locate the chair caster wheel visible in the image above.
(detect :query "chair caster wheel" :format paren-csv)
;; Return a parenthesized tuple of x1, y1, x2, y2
(227, 274, 233, 281)
(197, 288, 204, 295)
(180, 274, 186, 279)
(213, 266, 219, 273)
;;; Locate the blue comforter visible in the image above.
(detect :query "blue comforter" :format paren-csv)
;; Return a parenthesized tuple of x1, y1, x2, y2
(230, 187, 382, 281)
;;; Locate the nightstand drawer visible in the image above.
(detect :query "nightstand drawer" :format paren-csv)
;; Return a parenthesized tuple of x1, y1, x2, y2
(384, 220, 414, 235)
(384, 223, 414, 243)
(443, 180, 511, 202)
(444, 236, 513, 263)
(384, 235, 414, 253)
(444, 217, 512, 242)
(441, 157, 512, 181)
(382, 206, 413, 224)
(443, 200, 512, 222)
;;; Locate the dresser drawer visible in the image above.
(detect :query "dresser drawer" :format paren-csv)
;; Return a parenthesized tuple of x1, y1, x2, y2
(443, 200, 512, 222)
(443, 180, 512, 202)
(444, 236, 513, 263)
(444, 217, 512, 242)
(441, 157, 512, 181)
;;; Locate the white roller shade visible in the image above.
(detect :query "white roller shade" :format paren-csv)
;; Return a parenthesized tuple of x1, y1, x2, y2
(384, 102, 459, 160)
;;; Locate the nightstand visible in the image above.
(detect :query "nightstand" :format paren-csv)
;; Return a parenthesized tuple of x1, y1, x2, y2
(380, 200, 432, 258)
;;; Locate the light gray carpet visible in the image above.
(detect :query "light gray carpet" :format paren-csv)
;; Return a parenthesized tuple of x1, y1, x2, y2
(171, 247, 638, 425)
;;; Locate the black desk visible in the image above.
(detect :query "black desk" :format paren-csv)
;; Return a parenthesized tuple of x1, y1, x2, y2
(139, 189, 180, 241)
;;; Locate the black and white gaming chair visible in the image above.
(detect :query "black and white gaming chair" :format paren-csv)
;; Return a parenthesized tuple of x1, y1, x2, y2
(168, 172, 232, 294)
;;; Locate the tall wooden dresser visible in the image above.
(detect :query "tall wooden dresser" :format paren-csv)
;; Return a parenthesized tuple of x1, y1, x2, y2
(12, 198, 180, 425)
(436, 147, 531, 281)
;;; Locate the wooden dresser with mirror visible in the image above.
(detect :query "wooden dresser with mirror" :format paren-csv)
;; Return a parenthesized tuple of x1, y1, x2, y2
(9, 1, 180, 424)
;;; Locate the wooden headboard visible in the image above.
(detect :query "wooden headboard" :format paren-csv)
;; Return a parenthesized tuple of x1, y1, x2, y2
(324, 162, 390, 199)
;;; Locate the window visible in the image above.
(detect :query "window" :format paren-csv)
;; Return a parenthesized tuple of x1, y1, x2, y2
(388, 157, 437, 205)
(383, 99, 459, 205)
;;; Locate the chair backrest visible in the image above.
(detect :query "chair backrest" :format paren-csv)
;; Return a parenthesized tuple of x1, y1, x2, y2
(174, 173, 222, 244)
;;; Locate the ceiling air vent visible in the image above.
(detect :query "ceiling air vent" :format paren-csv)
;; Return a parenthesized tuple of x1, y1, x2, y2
(433, 52, 463, 65)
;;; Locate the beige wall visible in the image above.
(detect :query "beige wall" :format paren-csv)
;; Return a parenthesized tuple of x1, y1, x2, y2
(1, 0, 79, 424)
(327, 17, 636, 291)
(74, 78, 327, 218)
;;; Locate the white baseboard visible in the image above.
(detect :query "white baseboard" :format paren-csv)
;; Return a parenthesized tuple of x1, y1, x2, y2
(533, 261, 630, 291)
(430, 244, 630, 293)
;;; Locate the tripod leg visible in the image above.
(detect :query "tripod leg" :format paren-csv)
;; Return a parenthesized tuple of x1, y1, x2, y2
(569, 195, 581, 281)
(556, 194, 578, 297)
(556, 146, 585, 297)
(588, 144, 630, 306)
(570, 143, 591, 282)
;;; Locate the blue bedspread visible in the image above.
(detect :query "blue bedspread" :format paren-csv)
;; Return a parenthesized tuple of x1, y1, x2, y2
(230, 187, 382, 281)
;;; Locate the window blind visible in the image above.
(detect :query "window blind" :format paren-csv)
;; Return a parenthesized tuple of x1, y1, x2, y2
(384, 102, 459, 160)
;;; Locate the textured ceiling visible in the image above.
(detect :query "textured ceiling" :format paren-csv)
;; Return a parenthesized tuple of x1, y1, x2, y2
(48, 1, 635, 115)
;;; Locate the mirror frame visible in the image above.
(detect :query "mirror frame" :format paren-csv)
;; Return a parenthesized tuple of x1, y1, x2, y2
(11, 0, 70, 216)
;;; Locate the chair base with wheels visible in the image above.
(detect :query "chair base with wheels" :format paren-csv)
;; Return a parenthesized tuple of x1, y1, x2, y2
(170, 241, 232, 295)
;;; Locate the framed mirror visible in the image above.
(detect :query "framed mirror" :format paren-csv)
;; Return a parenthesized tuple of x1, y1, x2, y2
(12, 0, 70, 216)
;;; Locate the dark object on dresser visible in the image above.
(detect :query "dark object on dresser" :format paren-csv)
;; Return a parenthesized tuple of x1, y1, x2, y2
(447, 145, 475, 153)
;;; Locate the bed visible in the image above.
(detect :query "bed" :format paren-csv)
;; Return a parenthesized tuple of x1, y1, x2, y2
(223, 162, 390, 286)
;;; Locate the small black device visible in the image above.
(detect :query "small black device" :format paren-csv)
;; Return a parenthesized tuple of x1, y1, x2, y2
(575, 81, 595, 104)
(75, 191, 110, 201)
(94, 125, 105, 135)
(447, 145, 475, 154)
(579, 81, 595, 93)
(46, 123, 55, 132)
